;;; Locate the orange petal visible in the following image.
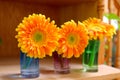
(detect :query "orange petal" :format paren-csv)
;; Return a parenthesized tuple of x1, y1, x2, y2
(67, 47, 73, 58)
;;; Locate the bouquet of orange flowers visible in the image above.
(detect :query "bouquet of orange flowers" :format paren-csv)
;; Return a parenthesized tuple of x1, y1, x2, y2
(83, 17, 116, 40)
(82, 17, 116, 72)
(15, 13, 59, 59)
(56, 20, 89, 58)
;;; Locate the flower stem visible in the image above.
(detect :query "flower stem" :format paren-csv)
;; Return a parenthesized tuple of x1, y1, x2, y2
(26, 58, 33, 68)
(20, 51, 33, 69)
(88, 40, 99, 66)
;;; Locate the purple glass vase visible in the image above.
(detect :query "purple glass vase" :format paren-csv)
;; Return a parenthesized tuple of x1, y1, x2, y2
(53, 51, 70, 74)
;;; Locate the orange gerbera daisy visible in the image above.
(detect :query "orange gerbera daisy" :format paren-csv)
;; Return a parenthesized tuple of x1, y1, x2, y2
(101, 22, 116, 40)
(57, 20, 88, 58)
(83, 18, 106, 40)
(15, 13, 59, 58)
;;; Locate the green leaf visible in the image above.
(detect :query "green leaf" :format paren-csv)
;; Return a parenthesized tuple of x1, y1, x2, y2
(104, 13, 120, 21)
(118, 24, 120, 30)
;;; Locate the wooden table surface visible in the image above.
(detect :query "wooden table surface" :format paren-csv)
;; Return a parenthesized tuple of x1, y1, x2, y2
(0, 58, 120, 80)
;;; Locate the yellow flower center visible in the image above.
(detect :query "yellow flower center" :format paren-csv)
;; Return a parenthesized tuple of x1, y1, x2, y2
(32, 31, 46, 44)
(67, 34, 78, 45)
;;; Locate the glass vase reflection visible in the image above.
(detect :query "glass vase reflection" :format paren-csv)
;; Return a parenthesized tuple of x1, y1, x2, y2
(53, 51, 70, 74)
(82, 40, 100, 72)
(20, 51, 39, 78)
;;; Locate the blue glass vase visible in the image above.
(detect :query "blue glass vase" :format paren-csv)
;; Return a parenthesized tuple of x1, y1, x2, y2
(20, 51, 39, 78)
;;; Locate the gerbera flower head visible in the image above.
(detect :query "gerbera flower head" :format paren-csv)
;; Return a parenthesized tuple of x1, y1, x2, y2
(15, 13, 59, 58)
(101, 22, 116, 40)
(56, 20, 88, 58)
(83, 17, 106, 40)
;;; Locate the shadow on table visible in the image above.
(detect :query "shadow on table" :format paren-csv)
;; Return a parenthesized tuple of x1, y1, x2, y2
(0, 68, 54, 80)
(1, 73, 28, 80)
(0, 68, 84, 80)
(40, 67, 54, 74)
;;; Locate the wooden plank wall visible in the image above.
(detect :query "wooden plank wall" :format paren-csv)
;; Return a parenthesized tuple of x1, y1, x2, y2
(0, 1, 59, 58)
(0, 0, 98, 59)
(59, 2, 98, 24)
